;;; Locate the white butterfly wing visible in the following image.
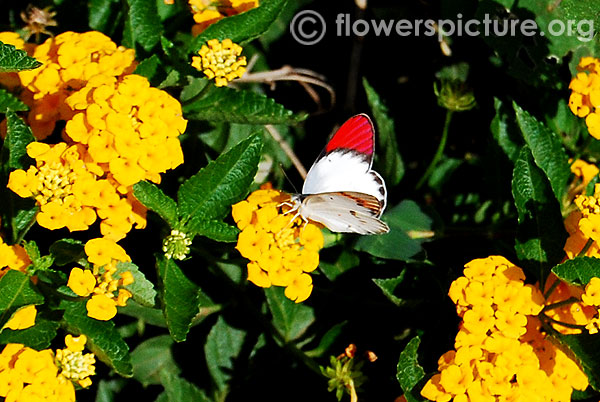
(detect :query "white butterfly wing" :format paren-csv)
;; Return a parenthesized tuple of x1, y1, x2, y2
(299, 192, 389, 234)
(302, 152, 387, 213)
(302, 114, 387, 213)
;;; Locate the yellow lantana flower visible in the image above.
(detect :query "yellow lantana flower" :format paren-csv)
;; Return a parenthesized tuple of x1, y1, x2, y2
(3, 305, 37, 330)
(192, 38, 247, 87)
(569, 57, 600, 139)
(420, 256, 587, 402)
(67, 267, 97, 297)
(232, 186, 324, 303)
(189, 0, 259, 35)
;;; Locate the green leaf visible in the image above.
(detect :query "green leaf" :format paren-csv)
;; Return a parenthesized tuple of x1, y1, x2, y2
(131, 335, 179, 387)
(0, 41, 41, 73)
(49, 238, 86, 266)
(265, 286, 315, 343)
(156, 256, 200, 342)
(318, 250, 359, 281)
(88, 0, 121, 33)
(183, 86, 306, 125)
(190, 0, 288, 51)
(133, 181, 178, 227)
(355, 200, 432, 261)
(204, 316, 246, 393)
(363, 78, 404, 185)
(184, 218, 239, 242)
(61, 300, 133, 377)
(373, 270, 407, 307)
(134, 54, 163, 81)
(115, 261, 157, 307)
(4, 111, 35, 170)
(124, 0, 162, 51)
(0, 270, 44, 325)
(428, 157, 462, 192)
(517, 0, 600, 59)
(9, 200, 38, 244)
(177, 134, 263, 222)
(513, 102, 570, 203)
(397, 336, 426, 402)
(0, 89, 28, 114)
(305, 321, 347, 358)
(118, 300, 167, 328)
(512, 146, 567, 275)
(551, 257, 600, 286)
(159, 369, 212, 402)
(0, 318, 59, 350)
(491, 98, 523, 162)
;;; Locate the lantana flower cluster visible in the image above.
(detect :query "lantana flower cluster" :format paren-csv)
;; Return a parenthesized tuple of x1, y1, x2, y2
(569, 57, 600, 139)
(13, 31, 136, 140)
(564, 183, 600, 259)
(0, 335, 95, 402)
(188, 0, 259, 35)
(2, 31, 187, 240)
(232, 187, 324, 303)
(421, 256, 588, 402)
(67, 238, 133, 321)
(192, 38, 247, 87)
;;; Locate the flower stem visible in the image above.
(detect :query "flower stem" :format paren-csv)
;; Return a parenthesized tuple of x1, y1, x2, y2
(577, 238, 595, 257)
(542, 296, 580, 312)
(416, 110, 454, 190)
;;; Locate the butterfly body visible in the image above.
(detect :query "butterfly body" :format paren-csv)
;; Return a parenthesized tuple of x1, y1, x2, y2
(289, 114, 389, 234)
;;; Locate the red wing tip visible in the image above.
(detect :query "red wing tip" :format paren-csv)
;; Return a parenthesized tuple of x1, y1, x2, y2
(325, 114, 374, 155)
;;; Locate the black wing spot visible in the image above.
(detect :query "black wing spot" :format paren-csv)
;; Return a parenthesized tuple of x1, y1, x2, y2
(350, 210, 357, 217)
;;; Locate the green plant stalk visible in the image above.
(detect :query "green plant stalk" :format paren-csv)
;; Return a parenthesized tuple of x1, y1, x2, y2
(416, 110, 454, 189)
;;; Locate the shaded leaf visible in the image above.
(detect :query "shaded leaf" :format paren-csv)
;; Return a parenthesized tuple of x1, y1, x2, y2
(512, 146, 567, 276)
(491, 97, 523, 162)
(159, 368, 212, 402)
(265, 286, 315, 343)
(156, 256, 200, 342)
(0, 89, 28, 114)
(123, 0, 162, 51)
(363, 78, 404, 185)
(88, 0, 121, 33)
(356, 200, 432, 261)
(204, 316, 246, 393)
(49, 238, 86, 266)
(373, 270, 407, 307)
(183, 86, 306, 125)
(131, 335, 179, 387)
(305, 321, 347, 358)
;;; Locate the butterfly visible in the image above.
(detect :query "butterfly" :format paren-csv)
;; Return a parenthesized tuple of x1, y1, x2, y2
(287, 114, 389, 235)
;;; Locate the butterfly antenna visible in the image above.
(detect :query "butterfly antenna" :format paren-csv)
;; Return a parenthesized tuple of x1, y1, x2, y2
(279, 163, 299, 194)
